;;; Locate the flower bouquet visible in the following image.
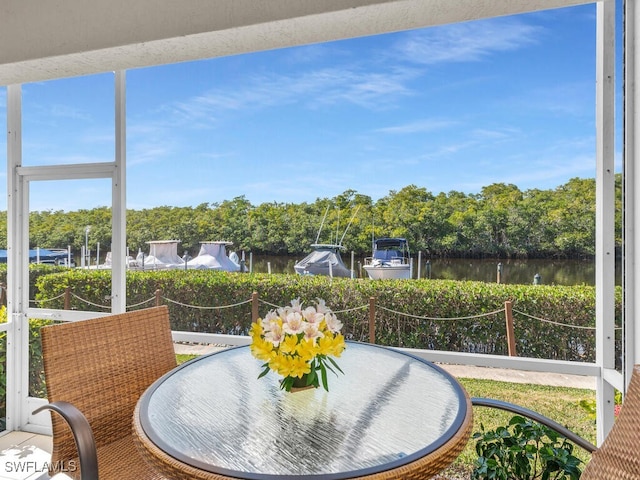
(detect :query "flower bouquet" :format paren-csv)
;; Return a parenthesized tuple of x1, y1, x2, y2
(250, 298, 346, 392)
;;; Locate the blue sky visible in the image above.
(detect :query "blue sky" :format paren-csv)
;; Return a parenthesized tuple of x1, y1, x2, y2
(0, 2, 623, 212)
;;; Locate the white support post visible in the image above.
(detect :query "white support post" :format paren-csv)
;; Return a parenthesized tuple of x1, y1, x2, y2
(626, 0, 640, 387)
(112, 70, 127, 313)
(595, 0, 617, 444)
(6, 84, 29, 432)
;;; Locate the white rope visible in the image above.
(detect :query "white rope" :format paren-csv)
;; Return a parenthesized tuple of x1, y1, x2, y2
(126, 297, 156, 309)
(162, 297, 252, 310)
(69, 292, 110, 309)
(30, 291, 67, 304)
(334, 305, 368, 314)
(377, 305, 504, 321)
(259, 299, 282, 309)
(512, 308, 611, 330)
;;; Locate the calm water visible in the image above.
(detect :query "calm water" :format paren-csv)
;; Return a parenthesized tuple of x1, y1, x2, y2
(244, 254, 621, 286)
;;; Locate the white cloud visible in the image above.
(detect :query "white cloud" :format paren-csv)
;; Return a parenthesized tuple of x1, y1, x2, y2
(158, 64, 420, 128)
(396, 17, 543, 65)
(376, 119, 460, 134)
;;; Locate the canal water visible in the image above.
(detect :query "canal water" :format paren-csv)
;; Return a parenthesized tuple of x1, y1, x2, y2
(246, 254, 620, 287)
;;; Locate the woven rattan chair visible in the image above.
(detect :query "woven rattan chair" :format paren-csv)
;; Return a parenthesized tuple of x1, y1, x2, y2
(33, 305, 177, 480)
(471, 364, 640, 479)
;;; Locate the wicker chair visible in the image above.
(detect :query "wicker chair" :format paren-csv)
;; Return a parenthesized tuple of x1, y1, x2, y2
(471, 364, 640, 479)
(33, 305, 177, 480)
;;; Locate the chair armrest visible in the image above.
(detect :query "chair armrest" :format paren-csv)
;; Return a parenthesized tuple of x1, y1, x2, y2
(33, 401, 99, 480)
(471, 397, 597, 453)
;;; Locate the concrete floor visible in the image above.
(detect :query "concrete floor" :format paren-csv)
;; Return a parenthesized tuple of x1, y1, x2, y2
(0, 431, 53, 480)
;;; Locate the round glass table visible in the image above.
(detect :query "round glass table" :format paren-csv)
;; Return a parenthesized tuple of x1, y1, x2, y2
(133, 342, 472, 480)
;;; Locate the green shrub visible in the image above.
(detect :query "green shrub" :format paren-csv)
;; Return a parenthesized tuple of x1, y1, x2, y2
(472, 415, 584, 480)
(33, 271, 621, 364)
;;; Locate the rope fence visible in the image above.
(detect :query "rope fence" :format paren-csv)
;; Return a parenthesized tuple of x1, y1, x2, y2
(15, 285, 612, 359)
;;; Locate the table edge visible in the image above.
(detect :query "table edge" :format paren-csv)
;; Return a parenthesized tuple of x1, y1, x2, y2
(136, 341, 471, 480)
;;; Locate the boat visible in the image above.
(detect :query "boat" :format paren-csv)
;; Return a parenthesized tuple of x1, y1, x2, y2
(133, 240, 185, 270)
(0, 248, 74, 265)
(293, 204, 358, 278)
(186, 241, 241, 271)
(363, 237, 411, 280)
(99, 240, 242, 271)
(293, 244, 352, 277)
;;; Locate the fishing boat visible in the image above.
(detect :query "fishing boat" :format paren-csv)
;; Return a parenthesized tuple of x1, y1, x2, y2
(363, 237, 411, 280)
(101, 240, 241, 271)
(134, 240, 184, 270)
(293, 244, 351, 277)
(293, 204, 358, 278)
(186, 241, 241, 271)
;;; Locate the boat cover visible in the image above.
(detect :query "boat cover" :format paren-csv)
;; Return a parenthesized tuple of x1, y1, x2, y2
(140, 240, 184, 269)
(187, 242, 241, 271)
(294, 244, 351, 277)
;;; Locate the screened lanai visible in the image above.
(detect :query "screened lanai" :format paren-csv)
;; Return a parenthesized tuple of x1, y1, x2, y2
(0, 0, 631, 448)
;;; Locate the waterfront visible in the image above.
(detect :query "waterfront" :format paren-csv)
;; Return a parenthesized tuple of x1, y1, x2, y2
(247, 255, 618, 286)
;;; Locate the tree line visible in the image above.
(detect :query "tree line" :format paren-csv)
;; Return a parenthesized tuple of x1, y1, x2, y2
(0, 176, 622, 259)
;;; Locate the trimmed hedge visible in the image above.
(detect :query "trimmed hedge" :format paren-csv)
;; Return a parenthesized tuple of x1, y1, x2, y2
(33, 269, 622, 364)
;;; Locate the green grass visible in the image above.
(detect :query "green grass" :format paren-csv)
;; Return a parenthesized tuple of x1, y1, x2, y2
(176, 353, 199, 365)
(439, 378, 596, 478)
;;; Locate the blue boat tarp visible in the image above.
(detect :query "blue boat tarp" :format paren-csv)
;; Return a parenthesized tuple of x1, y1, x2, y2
(0, 249, 70, 264)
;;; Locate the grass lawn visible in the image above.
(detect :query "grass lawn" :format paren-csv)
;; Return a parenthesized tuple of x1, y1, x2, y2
(175, 354, 597, 479)
(176, 353, 199, 364)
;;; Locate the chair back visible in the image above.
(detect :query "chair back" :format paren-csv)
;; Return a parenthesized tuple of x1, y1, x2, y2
(40, 306, 177, 466)
(582, 364, 640, 479)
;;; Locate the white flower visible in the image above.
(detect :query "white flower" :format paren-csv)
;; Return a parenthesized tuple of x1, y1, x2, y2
(289, 298, 303, 313)
(264, 322, 284, 346)
(324, 312, 343, 333)
(315, 298, 330, 314)
(282, 311, 306, 334)
(302, 306, 324, 324)
(261, 310, 280, 331)
(303, 323, 324, 342)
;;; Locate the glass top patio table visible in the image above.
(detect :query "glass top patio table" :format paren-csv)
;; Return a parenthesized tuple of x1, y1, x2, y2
(134, 342, 472, 480)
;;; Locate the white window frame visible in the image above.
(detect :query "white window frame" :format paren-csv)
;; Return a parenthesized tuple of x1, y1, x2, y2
(5, 72, 126, 434)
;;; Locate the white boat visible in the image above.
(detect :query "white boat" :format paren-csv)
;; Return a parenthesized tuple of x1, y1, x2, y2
(363, 237, 411, 280)
(136, 240, 185, 270)
(186, 241, 241, 271)
(97, 240, 241, 271)
(293, 244, 352, 277)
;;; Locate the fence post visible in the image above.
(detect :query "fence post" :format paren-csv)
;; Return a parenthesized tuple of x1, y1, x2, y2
(505, 300, 517, 356)
(497, 262, 503, 284)
(155, 289, 162, 306)
(64, 287, 71, 310)
(252, 291, 259, 323)
(369, 297, 376, 344)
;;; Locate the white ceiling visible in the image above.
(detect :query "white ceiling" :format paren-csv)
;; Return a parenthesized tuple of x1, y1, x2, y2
(0, 0, 591, 85)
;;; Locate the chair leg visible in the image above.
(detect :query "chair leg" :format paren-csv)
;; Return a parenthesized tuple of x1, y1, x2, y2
(33, 401, 99, 480)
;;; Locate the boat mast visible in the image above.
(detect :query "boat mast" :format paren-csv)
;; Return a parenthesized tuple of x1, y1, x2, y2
(315, 205, 330, 244)
(370, 213, 375, 252)
(339, 205, 361, 246)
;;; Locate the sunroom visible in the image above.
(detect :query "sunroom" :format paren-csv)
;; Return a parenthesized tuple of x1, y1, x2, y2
(0, 0, 633, 477)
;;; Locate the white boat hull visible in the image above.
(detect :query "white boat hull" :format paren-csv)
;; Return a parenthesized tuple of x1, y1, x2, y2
(363, 264, 411, 280)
